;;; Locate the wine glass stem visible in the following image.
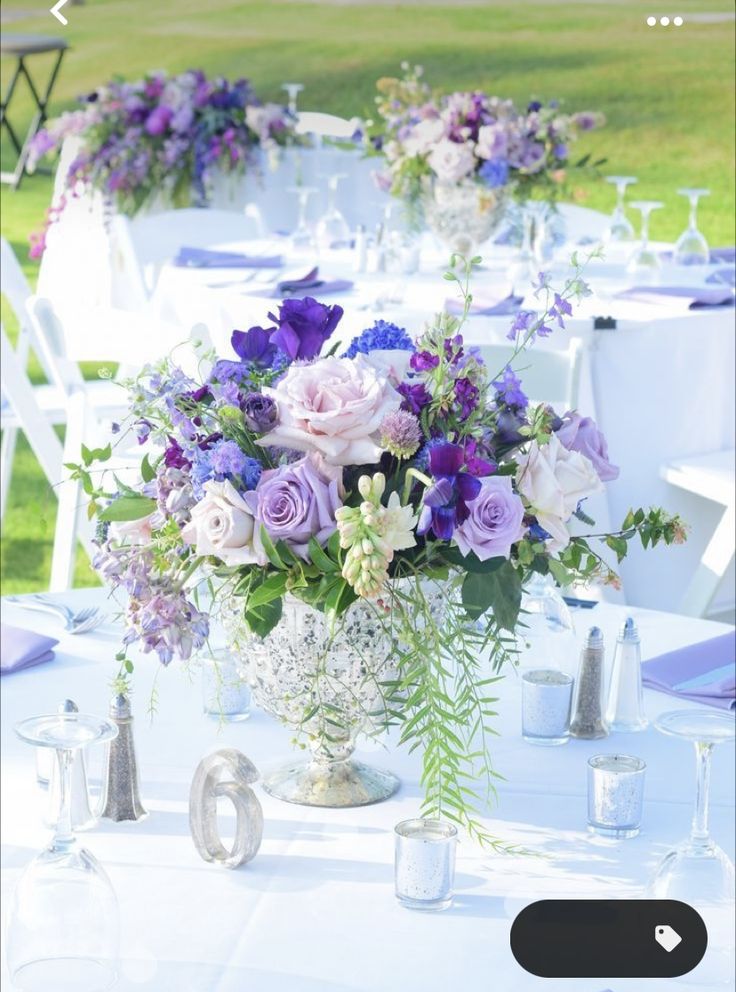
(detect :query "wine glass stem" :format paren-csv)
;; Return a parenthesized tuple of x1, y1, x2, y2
(616, 185, 626, 213)
(691, 740, 713, 846)
(52, 747, 75, 852)
(689, 196, 698, 231)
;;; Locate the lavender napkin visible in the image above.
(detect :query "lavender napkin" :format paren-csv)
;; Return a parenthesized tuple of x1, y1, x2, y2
(710, 246, 736, 264)
(706, 267, 736, 288)
(1, 623, 58, 675)
(616, 285, 734, 309)
(445, 293, 523, 317)
(174, 247, 283, 269)
(246, 277, 354, 300)
(642, 631, 736, 710)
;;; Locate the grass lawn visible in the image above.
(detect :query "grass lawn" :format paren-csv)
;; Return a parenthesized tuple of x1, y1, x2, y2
(1, 0, 734, 592)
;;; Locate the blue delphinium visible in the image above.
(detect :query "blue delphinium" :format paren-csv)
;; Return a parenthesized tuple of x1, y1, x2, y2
(190, 441, 262, 498)
(478, 158, 509, 189)
(342, 320, 415, 359)
(492, 366, 528, 410)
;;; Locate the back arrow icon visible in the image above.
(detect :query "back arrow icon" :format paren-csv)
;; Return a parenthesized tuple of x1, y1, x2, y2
(50, 0, 69, 24)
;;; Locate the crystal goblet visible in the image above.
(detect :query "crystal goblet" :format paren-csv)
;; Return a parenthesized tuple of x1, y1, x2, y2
(287, 184, 318, 254)
(604, 175, 638, 242)
(6, 712, 120, 992)
(281, 82, 304, 116)
(626, 200, 664, 283)
(315, 173, 351, 251)
(673, 188, 710, 266)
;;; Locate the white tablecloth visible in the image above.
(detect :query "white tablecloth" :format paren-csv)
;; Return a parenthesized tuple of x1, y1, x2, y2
(150, 241, 736, 614)
(1, 590, 734, 991)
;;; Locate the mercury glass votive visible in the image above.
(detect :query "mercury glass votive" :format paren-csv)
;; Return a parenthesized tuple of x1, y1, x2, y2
(395, 818, 457, 911)
(522, 670, 574, 746)
(201, 650, 251, 723)
(587, 754, 646, 839)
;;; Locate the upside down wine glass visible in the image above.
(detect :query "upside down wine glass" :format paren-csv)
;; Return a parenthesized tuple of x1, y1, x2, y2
(7, 712, 120, 992)
(626, 200, 664, 282)
(281, 82, 304, 116)
(288, 184, 318, 253)
(315, 173, 351, 251)
(604, 175, 638, 242)
(673, 188, 710, 265)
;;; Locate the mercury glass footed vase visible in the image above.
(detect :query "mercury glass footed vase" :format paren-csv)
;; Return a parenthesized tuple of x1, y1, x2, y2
(223, 586, 445, 808)
(423, 179, 509, 260)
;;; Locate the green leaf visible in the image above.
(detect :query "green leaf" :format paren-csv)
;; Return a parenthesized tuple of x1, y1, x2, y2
(259, 526, 287, 570)
(308, 537, 339, 573)
(98, 495, 157, 522)
(247, 572, 288, 610)
(442, 547, 506, 574)
(245, 597, 283, 639)
(548, 558, 573, 587)
(141, 454, 156, 483)
(462, 561, 522, 630)
(81, 443, 111, 467)
(325, 577, 357, 618)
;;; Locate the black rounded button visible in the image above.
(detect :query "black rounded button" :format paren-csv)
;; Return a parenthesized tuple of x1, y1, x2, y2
(510, 899, 708, 978)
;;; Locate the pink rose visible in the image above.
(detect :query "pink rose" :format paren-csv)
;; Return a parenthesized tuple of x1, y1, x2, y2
(257, 354, 401, 466)
(359, 349, 412, 387)
(556, 411, 620, 482)
(181, 480, 259, 566)
(427, 139, 476, 184)
(516, 435, 604, 551)
(454, 476, 525, 561)
(109, 514, 154, 546)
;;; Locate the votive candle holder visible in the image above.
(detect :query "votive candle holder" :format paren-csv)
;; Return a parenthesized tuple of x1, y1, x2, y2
(201, 650, 251, 723)
(395, 818, 457, 911)
(522, 669, 574, 746)
(587, 754, 646, 839)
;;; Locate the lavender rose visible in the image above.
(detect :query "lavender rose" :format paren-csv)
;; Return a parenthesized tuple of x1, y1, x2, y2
(454, 476, 525, 561)
(556, 411, 619, 482)
(254, 456, 342, 561)
(268, 297, 343, 362)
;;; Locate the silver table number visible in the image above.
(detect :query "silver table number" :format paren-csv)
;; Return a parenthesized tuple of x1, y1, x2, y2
(189, 748, 263, 868)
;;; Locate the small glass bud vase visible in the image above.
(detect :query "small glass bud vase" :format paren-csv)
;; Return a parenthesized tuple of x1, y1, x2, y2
(201, 650, 251, 723)
(395, 818, 457, 912)
(587, 754, 646, 839)
(522, 670, 574, 746)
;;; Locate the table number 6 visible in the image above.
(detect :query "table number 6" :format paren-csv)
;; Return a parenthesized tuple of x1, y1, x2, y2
(189, 748, 263, 868)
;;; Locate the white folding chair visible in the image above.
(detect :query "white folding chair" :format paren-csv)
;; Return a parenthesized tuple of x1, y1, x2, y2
(25, 294, 212, 590)
(660, 450, 735, 619)
(477, 337, 584, 411)
(110, 207, 265, 309)
(557, 203, 610, 245)
(295, 111, 361, 140)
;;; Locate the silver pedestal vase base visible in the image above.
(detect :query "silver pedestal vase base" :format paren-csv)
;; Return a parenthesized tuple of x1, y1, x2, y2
(261, 756, 400, 808)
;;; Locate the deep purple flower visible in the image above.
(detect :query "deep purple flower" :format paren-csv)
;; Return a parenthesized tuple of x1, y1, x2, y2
(242, 392, 278, 433)
(454, 377, 479, 418)
(527, 100, 543, 113)
(163, 437, 191, 470)
(417, 443, 482, 541)
(410, 350, 440, 372)
(231, 326, 277, 368)
(464, 438, 497, 477)
(398, 382, 432, 416)
(144, 105, 173, 136)
(556, 411, 620, 482)
(494, 409, 527, 448)
(268, 297, 343, 362)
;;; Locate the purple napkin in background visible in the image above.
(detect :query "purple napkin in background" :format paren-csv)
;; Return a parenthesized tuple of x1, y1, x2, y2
(246, 278, 354, 300)
(706, 267, 736, 288)
(1, 623, 59, 675)
(642, 631, 736, 710)
(174, 246, 283, 269)
(616, 285, 734, 308)
(445, 293, 523, 317)
(710, 246, 736, 264)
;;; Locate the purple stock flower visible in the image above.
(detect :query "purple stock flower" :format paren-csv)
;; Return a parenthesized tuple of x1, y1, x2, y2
(398, 381, 432, 416)
(164, 437, 191, 470)
(232, 326, 277, 368)
(268, 297, 343, 362)
(417, 443, 482, 541)
(464, 438, 497, 477)
(144, 105, 173, 136)
(410, 350, 440, 372)
(454, 377, 479, 418)
(242, 392, 278, 433)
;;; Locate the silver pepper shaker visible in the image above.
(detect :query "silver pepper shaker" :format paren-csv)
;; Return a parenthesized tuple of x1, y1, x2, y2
(45, 700, 96, 830)
(99, 693, 148, 822)
(606, 617, 648, 732)
(570, 626, 609, 740)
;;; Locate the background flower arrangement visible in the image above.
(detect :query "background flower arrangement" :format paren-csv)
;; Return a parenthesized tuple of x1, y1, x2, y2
(28, 69, 299, 256)
(366, 63, 606, 222)
(77, 256, 685, 842)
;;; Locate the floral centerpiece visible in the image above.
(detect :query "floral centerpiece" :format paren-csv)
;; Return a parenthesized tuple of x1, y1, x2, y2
(366, 64, 605, 253)
(28, 69, 298, 256)
(79, 256, 684, 841)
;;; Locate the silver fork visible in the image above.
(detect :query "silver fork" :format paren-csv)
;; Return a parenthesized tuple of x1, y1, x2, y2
(7, 596, 105, 634)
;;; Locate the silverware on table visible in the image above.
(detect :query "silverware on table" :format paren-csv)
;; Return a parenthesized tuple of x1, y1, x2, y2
(6, 595, 105, 634)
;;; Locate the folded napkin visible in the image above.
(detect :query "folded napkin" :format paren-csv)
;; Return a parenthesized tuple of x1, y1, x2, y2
(174, 246, 283, 269)
(706, 267, 736, 288)
(642, 631, 736, 710)
(616, 284, 734, 309)
(1, 623, 59, 675)
(445, 293, 523, 317)
(710, 246, 736, 265)
(246, 275, 354, 300)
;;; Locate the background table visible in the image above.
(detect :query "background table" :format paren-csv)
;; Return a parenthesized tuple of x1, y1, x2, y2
(1, 590, 734, 991)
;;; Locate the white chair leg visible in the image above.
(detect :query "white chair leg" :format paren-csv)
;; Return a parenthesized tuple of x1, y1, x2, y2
(679, 503, 736, 619)
(0, 425, 18, 521)
(50, 390, 92, 592)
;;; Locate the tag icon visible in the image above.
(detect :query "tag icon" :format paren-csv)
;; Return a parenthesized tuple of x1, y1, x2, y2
(655, 925, 682, 953)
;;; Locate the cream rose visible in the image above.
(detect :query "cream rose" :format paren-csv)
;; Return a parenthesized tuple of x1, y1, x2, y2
(403, 118, 447, 157)
(427, 139, 476, 184)
(181, 479, 260, 566)
(257, 354, 401, 466)
(359, 348, 412, 387)
(109, 513, 155, 546)
(516, 434, 604, 551)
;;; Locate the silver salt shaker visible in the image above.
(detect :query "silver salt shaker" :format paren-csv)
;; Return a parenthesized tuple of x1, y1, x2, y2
(570, 626, 609, 740)
(99, 693, 148, 822)
(606, 617, 648, 732)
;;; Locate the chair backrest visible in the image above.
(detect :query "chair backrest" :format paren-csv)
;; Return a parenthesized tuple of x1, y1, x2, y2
(110, 207, 265, 303)
(295, 111, 360, 140)
(477, 337, 584, 412)
(556, 203, 610, 244)
(25, 295, 213, 396)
